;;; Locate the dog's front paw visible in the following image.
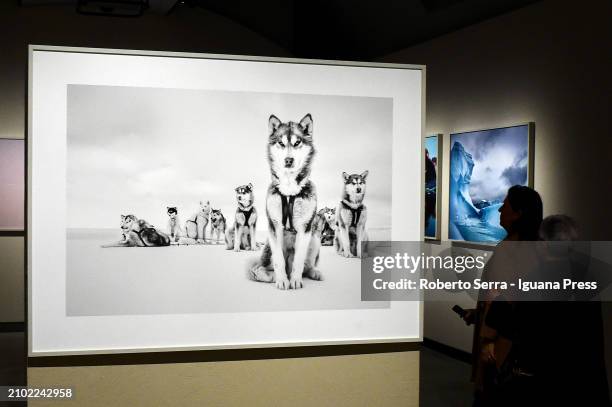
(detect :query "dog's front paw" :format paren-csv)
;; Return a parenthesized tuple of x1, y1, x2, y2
(289, 276, 303, 289)
(234, 246, 241, 252)
(306, 268, 324, 281)
(276, 276, 290, 290)
(197, 239, 205, 244)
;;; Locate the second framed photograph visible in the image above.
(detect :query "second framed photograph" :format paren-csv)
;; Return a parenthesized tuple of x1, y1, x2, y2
(448, 123, 534, 244)
(424, 134, 442, 240)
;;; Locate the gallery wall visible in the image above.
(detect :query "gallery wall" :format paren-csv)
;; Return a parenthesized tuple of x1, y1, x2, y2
(0, 3, 420, 406)
(382, 0, 612, 393)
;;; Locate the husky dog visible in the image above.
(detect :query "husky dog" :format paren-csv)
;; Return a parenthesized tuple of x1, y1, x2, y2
(210, 209, 226, 244)
(166, 207, 184, 243)
(225, 184, 257, 251)
(317, 207, 337, 246)
(102, 214, 171, 247)
(335, 171, 369, 258)
(248, 114, 323, 290)
(185, 201, 210, 243)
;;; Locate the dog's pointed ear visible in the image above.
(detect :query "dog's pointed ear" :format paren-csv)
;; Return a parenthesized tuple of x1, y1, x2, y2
(248, 183, 253, 190)
(269, 115, 281, 134)
(299, 114, 313, 136)
(361, 170, 369, 180)
(121, 215, 125, 220)
(342, 172, 349, 182)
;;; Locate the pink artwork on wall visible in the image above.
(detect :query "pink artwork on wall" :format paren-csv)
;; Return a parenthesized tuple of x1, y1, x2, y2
(0, 139, 24, 231)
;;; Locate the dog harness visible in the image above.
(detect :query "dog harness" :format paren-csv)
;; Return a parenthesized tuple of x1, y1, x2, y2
(341, 200, 363, 228)
(281, 195, 296, 232)
(239, 206, 254, 225)
(132, 228, 151, 247)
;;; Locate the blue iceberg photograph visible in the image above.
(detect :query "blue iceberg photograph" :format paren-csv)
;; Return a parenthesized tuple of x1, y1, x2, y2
(449, 125, 531, 243)
(424, 135, 438, 238)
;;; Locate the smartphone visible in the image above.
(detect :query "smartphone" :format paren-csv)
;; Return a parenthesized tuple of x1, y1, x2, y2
(452, 305, 466, 318)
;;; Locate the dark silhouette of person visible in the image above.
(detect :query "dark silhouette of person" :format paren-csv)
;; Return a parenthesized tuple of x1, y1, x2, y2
(463, 185, 543, 406)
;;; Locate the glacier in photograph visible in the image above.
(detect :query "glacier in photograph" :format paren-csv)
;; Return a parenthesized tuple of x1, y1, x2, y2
(449, 125, 529, 243)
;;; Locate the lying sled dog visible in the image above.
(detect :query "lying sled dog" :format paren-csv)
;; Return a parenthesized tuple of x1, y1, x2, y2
(335, 171, 369, 258)
(317, 207, 337, 246)
(226, 184, 257, 251)
(248, 114, 323, 289)
(102, 214, 171, 247)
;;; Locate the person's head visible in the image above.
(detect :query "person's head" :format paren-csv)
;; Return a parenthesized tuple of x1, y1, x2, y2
(539, 215, 579, 241)
(537, 215, 585, 268)
(498, 185, 543, 240)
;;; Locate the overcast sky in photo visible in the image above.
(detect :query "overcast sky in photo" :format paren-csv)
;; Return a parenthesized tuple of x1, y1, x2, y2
(66, 85, 393, 231)
(451, 125, 529, 203)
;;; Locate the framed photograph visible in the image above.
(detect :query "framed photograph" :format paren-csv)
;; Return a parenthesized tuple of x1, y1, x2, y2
(28, 46, 424, 356)
(424, 134, 442, 240)
(448, 123, 534, 243)
(0, 138, 24, 231)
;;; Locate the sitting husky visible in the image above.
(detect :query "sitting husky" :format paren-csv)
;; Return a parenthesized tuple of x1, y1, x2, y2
(226, 184, 257, 251)
(210, 209, 226, 244)
(185, 201, 210, 243)
(317, 207, 337, 246)
(248, 114, 323, 289)
(166, 207, 184, 243)
(335, 171, 369, 258)
(102, 214, 171, 247)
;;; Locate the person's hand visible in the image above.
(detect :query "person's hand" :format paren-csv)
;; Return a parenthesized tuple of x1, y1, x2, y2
(462, 308, 477, 325)
(480, 342, 496, 364)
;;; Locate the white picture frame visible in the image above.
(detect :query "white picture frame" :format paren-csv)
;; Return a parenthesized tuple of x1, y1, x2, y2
(28, 45, 425, 356)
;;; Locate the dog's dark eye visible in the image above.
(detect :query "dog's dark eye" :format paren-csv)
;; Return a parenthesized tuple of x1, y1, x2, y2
(278, 141, 285, 148)
(294, 140, 301, 147)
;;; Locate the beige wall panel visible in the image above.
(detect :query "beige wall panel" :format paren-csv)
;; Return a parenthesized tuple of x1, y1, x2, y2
(29, 351, 419, 407)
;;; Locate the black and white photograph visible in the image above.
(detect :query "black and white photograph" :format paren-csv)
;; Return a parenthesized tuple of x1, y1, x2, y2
(66, 85, 393, 315)
(29, 48, 423, 355)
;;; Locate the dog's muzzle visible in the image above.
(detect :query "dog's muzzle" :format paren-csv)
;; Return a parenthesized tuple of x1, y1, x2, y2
(284, 157, 294, 168)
